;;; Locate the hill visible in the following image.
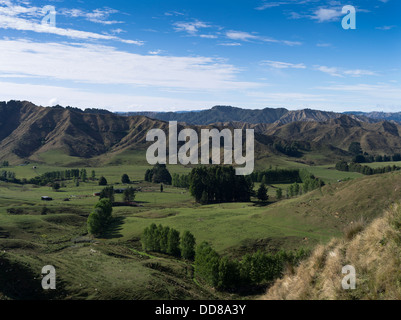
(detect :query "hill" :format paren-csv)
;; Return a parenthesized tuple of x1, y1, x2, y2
(263, 202, 401, 300)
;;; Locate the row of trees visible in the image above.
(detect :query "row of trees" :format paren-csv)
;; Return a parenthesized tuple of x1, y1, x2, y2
(335, 161, 401, 175)
(141, 224, 196, 260)
(189, 166, 254, 204)
(140, 225, 309, 292)
(195, 242, 309, 291)
(250, 169, 302, 184)
(0, 170, 17, 183)
(351, 154, 401, 164)
(27, 169, 94, 186)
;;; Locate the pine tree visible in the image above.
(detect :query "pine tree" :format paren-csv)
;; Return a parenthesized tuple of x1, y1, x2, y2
(257, 183, 268, 202)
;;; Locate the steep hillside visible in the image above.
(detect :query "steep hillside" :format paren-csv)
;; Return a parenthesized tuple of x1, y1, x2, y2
(264, 115, 401, 155)
(263, 203, 401, 300)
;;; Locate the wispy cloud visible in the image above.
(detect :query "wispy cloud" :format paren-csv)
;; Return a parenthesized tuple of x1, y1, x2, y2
(60, 7, 123, 25)
(173, 20, 211, 34)
(0, 1, 143, 44)
(376, 25, 396, 30)
(226, 30, 302, 46)
(315, 65, 378, 77)
(261, 60, 306, 69)
(0, 39, 261, 91)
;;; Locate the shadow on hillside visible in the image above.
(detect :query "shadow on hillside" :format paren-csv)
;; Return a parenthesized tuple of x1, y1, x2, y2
(102, 216, 126, 239)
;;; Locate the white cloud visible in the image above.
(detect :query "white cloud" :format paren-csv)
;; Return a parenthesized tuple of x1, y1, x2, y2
(314, 65, 377, 77)
(0, 39, 261, 91)
(173, 20, 211, 34)
(312, 7, 343, 22)
(0, 1, 141, 44)
(199, 34, 218, 39)
(60, 7, 123, 25)
(261, 60, 306, 69)
(226, 30, 262, 42)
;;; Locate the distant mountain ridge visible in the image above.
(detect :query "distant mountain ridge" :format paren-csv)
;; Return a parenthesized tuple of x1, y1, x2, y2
(2, 100, 401, 164)
(120, 105, 379, 125)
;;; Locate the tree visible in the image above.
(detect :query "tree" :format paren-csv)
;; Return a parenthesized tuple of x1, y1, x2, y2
(80, 169, 87, 182)
(87, 199, 113, 236)
(1, 161, 9, 167)
(257, 183, 268, 202)
(181, 231, 196, 260)
(194, 242, 220, 287)
(349, 142, 362, 155)
(123, 187, 136, 202)
(87, 208, 103, 236)
(91, 170, 96, 181)
(276, 188, 283, 200)
(99, 186, 115, 203)
(218, 257, 240, 290)
(94, 198, 113, 225)
(51, 182, 61, 192)
(159, 225, 170, 253)
(121, 174, 130, 184)
(151, 164, 172, 185)
(167, 228, 181, 257)
(99, 176, 108, 186)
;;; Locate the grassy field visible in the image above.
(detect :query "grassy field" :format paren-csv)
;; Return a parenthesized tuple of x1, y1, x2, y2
(1, 149, 396, 300)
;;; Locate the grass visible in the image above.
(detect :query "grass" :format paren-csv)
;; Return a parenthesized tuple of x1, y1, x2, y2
(1, 149, 397, 300)
(263, 203, 401, 300)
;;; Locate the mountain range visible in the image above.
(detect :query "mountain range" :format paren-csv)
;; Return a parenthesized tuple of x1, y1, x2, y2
(119, 105, 401, 125)
(2, 100, 401, 164)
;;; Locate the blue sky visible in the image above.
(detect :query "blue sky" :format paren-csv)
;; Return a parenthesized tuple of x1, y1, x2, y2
(0, 0, 399, 112)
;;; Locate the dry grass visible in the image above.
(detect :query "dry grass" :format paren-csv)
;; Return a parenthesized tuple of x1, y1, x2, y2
(263, 204, 401, 300)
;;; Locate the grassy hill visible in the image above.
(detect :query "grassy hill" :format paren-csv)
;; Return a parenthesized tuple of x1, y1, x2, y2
(263, 203, 401, 300)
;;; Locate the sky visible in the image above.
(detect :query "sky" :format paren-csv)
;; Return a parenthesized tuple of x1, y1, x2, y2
(0, 0, 400, 112)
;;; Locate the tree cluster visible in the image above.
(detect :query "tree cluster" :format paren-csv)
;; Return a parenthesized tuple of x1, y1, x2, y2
(195, 242, 309, 291)
(172, 173, 191, 188)
(189, 166, 254, 204)
(335, 161, 401, 175)
(0, 170, 17, 183)
(250, 168, 301, 184)
(141, 224, 196, 260)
